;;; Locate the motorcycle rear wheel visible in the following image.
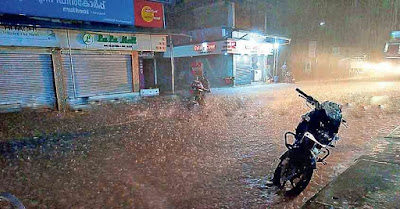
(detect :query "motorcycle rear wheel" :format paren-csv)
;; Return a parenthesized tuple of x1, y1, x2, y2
(272, 152, 313, 196)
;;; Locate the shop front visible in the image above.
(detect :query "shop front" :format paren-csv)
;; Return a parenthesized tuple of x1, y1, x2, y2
(0, 25, 167, 112)
(0, 26, 62, 111)
(0, 50, 56, 111)
(228, 39, 274, 85)
(164, 37, 274, 88)
(164, 41, 232, 89)
(62, 31, 166, 105)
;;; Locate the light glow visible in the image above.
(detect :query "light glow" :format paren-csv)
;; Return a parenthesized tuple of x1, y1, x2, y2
(361, 61, 400, 75)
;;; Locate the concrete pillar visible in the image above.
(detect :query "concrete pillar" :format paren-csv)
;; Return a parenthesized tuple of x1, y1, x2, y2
(153, 58, 158, 85)
(131, 51, 140, 92)
(51, 48, 68, 112)
(232, 54, 237, 87)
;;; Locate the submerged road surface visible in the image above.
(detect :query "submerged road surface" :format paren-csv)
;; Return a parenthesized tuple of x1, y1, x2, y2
(1, 81, 400, 208)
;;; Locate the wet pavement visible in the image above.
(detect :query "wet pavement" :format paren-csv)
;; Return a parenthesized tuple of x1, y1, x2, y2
(1, 81, 400, 208)
(303, 127, 400, 209)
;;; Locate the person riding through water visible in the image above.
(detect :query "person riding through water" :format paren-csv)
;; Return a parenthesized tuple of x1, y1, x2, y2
(190, 76, 211, 106)
(191, 76, 210, 92)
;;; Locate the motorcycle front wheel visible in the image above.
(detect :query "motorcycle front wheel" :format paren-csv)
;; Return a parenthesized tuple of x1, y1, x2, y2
(195, 94, 205, 106)
(0, 192, 26, 209)
(272, 151, 313, 196)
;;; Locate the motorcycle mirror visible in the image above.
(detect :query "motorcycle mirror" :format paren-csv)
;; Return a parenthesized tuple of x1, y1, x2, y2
(342, 120, 348, 128)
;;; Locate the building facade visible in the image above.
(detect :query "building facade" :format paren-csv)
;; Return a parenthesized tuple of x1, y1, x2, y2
(162, 0, 290, 90)
(0, 0, 169, 112)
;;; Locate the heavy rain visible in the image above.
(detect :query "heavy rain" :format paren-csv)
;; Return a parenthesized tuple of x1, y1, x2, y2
(1, 0, 400, 208)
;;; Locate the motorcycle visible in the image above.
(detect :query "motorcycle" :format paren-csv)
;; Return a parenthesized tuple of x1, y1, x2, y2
(269, 88, 347, 196)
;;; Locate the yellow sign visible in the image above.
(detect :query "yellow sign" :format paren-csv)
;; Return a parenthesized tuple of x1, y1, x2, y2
(141, 6, 154, 23)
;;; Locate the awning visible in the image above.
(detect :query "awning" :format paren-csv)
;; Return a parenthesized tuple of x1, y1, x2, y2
(231, 29, 291, 45)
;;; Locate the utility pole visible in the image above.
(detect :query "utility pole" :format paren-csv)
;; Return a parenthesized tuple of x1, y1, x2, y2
(273, 38, 276, 77)
(167, 33, 192, 94)
(264, 11, 268, 33)
(273, 37, 279, 80)
(169, 36, 175, 94)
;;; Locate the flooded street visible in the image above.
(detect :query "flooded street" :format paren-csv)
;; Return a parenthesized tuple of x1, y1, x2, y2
(1, 81, 400, 208)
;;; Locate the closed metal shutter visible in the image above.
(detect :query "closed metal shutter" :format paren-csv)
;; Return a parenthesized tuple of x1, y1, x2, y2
(62, 53, 133, 98)
(234, 55, 252, 85)
(0, 53, 56, 109)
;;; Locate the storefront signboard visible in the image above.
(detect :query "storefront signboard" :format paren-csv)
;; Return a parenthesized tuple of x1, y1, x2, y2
(0, 0, 134, 25)
(0, 25, 167, 52)
(193, 42, 217, 53)
(226, 39, 273, 55)
(67, 31, 167, 51)
(164, 41, 226, 58)
(0, 25, 65, 47)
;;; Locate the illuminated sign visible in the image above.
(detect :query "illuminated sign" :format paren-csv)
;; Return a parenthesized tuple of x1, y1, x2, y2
(224, 39, 273, 55)
(193, 42, 217, 53)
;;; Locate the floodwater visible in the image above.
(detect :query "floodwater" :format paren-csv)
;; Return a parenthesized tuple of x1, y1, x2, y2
(1, 81, 400, 208)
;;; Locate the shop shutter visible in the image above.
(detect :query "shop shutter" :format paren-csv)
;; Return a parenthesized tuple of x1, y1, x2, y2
(235, 55, 252, 85)
(62, 54, 133, 98)
(0, 53, 56, 109)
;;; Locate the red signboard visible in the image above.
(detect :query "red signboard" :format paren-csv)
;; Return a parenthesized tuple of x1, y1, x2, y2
(227, 40, 236, 49)
(191, 61, 203, 76)
(191, 61, 202, 68)
(193, 42, 217, 53)
(134, 0, 164, 28)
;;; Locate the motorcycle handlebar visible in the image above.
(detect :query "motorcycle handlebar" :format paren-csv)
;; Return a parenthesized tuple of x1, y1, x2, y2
(296, 88, 320, 108)
(296, 88, 313, 101)
(295, 88, 308, 97)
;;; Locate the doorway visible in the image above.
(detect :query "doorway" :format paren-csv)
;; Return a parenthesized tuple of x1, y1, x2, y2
(142, 59, 156, 89)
